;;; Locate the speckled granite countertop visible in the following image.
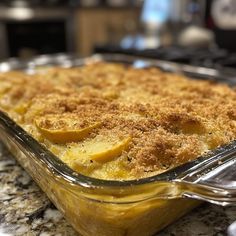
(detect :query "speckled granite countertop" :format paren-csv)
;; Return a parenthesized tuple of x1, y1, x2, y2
(1, 141, 236, 236)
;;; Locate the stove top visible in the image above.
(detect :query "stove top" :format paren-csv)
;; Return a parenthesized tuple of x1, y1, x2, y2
(94, 45, 236, 70)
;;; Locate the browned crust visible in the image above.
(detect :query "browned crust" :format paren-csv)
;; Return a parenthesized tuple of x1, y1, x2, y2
(1, 62, 236, 179)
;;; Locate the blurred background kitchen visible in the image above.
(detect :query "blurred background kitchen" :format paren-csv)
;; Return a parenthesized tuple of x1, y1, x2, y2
(0, 0, 236, 69)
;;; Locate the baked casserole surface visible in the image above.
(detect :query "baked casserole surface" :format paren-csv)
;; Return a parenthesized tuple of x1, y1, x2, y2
(1, 62, 236, 180)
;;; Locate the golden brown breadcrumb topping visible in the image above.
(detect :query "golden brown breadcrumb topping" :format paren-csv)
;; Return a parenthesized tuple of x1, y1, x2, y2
(1, 62, 236, 180)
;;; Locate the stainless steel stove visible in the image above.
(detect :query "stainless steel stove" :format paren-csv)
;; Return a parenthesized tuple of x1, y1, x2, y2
(95, 45, 236, 69)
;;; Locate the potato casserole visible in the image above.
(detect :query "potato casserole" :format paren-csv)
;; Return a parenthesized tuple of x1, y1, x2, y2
(1, 62, 236, 180)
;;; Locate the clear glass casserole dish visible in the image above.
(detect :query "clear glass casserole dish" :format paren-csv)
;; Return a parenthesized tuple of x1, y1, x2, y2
(1, 54, 236, 236)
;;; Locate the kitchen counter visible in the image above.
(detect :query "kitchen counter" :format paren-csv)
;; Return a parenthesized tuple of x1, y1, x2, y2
(0, 141, 236, 236)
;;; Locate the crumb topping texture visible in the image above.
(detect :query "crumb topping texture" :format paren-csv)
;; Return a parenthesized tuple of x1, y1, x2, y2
(1, 62, 236, 180)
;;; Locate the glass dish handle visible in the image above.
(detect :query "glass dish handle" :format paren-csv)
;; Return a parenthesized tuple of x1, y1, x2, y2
(174, 144, 236, 206)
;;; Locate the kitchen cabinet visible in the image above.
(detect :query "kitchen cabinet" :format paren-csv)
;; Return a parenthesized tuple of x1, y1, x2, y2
(74, 8, 140, 55)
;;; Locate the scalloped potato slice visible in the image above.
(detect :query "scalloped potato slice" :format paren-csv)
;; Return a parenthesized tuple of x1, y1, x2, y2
(35, 117, 100, 143)
(87, 136, 131, 162)
(63, 136, 131, 166)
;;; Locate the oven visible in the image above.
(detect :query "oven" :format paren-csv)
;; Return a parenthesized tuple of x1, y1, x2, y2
(0, 5, 75, 59)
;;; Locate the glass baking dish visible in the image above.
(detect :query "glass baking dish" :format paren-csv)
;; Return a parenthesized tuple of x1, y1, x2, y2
(1, 54, 236, 236)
